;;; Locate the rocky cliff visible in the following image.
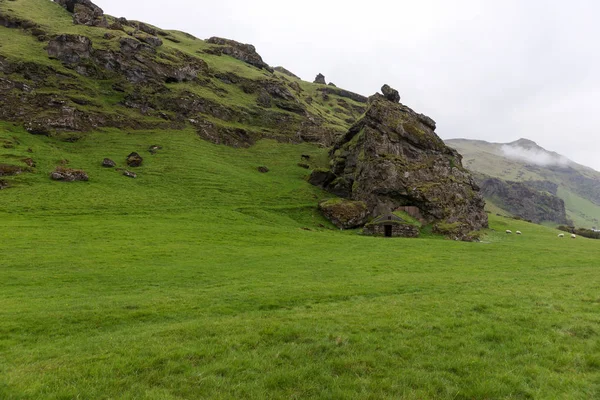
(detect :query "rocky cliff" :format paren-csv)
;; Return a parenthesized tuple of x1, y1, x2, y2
(0, 0, 368, 147)
(479, 178, 570, 224)
(447, 138, 600, 228)
(310, 87, 488, 239)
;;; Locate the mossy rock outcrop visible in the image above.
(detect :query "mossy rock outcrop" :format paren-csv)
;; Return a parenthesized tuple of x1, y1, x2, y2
(310, 87, 488, 240)
(318, 198, 369, 229)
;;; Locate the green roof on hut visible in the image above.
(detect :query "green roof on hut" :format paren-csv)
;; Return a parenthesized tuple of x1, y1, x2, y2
(370, 213, 406, 225)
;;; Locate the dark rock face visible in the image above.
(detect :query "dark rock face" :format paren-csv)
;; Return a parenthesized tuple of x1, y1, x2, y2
(381, 84, 400, 103)
(318, 199, 369, 229)
(314, 73, 326, 85)
(310, 93, 488, 239)
(102, 158, 116, 167)
(126, 152, 143, 167)
(53, 0, 107, 27)
(480, 178, 570, 224)
(50, 166, 89, 181)
(206, 37, 273, 72)
(47, 34, 93, 64)
(256, 90, 272, 108)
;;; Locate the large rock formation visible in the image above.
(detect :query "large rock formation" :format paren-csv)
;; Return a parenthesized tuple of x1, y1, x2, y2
(310, 86, 488, 239)
(480, 177, 570, 224)
(314, 73, 326, 85)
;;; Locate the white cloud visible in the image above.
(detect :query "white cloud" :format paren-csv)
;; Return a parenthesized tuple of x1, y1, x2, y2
(500, 144, 571, 167)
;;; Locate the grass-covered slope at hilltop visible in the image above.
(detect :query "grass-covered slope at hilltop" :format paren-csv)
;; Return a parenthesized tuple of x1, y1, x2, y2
(447, 138, 600, 228)
(0, 0, 366, 146)
(1, 124, 600, 398)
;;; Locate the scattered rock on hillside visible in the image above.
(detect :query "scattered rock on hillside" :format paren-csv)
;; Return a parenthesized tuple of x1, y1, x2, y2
(135, 34, 163, 48)
(50, 166, 89, 181)
(256, 90, 272, 108)
(314, 73, 326, 84)
(381, 84, 400, 103)
(318, 199, 369, 229)
(0, 179, 8, 190)
(126, 152, 143, 167)
(0, 164, 24, 176)
(309, 91, 488, 240)
(102, 158, 116, 167)
(317, 87, 368, 104)
(20, 158, 34, 168)
(274, 66, 299, 79)
(257, 166, 269, 173)
(297, 163, 310, 169)
(53, 0, 108, 27)
(148, 145, 162, 154)
(288, 81, 302, 93)
(123, 170, 137, 178)
(328, 82, 337, 87)
(206, 37, 273, 72)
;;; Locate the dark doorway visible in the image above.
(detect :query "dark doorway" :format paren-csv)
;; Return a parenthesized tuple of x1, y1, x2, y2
(384, 225, 392, 237)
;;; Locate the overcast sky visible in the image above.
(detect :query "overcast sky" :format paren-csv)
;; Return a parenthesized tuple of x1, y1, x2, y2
(95, 0, 600, 170)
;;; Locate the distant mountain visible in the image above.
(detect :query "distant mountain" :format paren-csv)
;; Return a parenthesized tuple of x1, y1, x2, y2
(446, 138, 600, 228)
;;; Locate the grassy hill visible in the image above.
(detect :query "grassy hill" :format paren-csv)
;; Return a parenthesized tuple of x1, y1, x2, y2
(446, 138, 600, 228)
(2, 120, 600, 399)
(1, 1, 600, 399)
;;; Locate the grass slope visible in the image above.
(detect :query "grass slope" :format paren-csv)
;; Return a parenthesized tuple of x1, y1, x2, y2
(1, 125, 600, 399)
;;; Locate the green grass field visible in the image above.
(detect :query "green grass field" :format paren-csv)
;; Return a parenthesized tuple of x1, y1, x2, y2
(2, 125, 600, 399)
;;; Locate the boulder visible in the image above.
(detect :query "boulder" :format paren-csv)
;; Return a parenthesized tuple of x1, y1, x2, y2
(126, 152, 143, 167)
(206, 37, 273, 72)
(257, 166, 269, 173)
(314, 73, 326, 84)
(50, 166, 88, 181)
(310, 93, 488, 240)
(0, 179, 8, 190)
(381, 84, 400, 103)
(123, 170, 137, 178)
(318, 199, 369, 229)
(53, 0, 107, 27)
(102, 158, 116, 167)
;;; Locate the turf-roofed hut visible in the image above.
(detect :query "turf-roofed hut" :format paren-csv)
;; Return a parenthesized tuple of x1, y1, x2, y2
(363, 213, 419, 238)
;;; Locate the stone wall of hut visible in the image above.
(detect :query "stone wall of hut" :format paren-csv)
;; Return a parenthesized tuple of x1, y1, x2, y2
(363, 223, 419, 238)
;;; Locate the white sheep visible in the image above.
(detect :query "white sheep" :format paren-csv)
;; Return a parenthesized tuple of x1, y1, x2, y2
(558, 233, 564, 238)
(571, 234, 577, 239)
(516, 231, 522, 235)
(505, 230, 512, 234)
